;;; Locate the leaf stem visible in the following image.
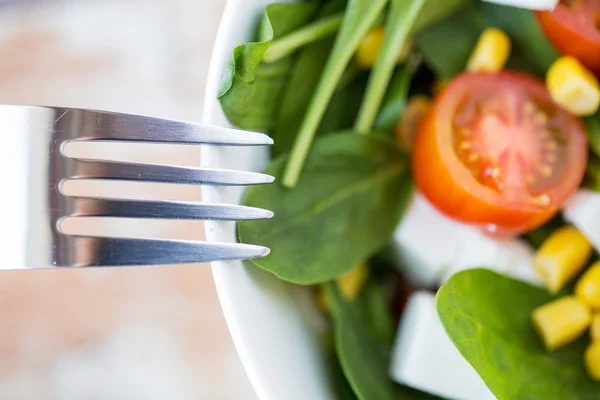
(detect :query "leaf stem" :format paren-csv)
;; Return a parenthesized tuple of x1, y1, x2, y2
(355, 0, 426, 134)
(263, 13, 344, 63)
(282, 0, 389, 188)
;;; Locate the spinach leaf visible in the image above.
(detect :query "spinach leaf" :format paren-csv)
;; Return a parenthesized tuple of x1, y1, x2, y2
(375, 54, 422, 130)
(218, 3, 318, 131)
(354, 280, 396, 344)
(282, 0, 388, 188)
(239, 132, 410, 284)
(437, 269, 600, 400)
(415, 1, 559, 79)
(325, 283, 440, 400)
(414, 4, 481, 78)
(355, 0, 426, 132)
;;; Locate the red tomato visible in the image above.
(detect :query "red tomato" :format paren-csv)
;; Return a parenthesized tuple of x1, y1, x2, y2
(412, 71, 588, 236)
(536, 0, 600, 74)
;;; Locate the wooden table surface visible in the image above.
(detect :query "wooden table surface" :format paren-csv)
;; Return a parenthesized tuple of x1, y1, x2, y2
(0, 1, 257, 398)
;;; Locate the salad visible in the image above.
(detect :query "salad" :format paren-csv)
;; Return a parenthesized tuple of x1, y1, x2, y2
(218, 0, 600, 398)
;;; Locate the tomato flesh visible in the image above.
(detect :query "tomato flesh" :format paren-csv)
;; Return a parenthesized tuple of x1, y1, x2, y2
(536, 0, 600, 74)
(412, 71, 588, 235)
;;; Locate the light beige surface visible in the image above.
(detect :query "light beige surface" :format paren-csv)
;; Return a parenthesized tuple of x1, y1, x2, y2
(0, 0, 257, 398)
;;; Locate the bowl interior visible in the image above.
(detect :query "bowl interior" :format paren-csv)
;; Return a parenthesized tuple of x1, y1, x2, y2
(202, 1, 337, 399)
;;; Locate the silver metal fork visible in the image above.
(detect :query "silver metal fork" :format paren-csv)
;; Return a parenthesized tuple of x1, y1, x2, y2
(2, 104, 273, 269)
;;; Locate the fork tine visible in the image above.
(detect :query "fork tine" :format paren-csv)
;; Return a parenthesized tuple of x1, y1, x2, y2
(64, 108, 274, 146)
(63, 197, 274, 220)
(66, 159, 274, 186)
(58, 236, 270, 267)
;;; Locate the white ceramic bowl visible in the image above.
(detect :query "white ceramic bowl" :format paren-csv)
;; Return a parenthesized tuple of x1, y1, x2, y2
(202, 1, 336, 399)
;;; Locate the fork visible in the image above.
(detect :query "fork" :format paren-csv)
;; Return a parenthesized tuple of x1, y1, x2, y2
(2, 104, 274, 269)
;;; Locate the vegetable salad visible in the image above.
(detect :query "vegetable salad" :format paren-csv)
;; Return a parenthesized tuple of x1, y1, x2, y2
(218, 0, 600, 398)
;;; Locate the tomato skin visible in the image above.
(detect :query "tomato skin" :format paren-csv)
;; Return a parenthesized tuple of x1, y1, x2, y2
(413, 106, 554, 235)
(535, 6, 600, 74)
(412, 71, 588, 235)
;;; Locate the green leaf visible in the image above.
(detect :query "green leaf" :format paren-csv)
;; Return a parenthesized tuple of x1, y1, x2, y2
(238, 132, 410, 284)
(415, 1, 559, 79)
(325, 283, 441, 400)
(437, 269, 600, 400)
(353, 280, 396, 344)
(414, 4, 481, 78)
(282, 0, 389, 188)
(355, 0, 426, 133)
(218, 3, 318, 131)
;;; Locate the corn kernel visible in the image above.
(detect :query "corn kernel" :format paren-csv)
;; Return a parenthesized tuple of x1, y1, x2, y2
(576, 261, 600, 309)
(591, 314, 600, 341)
(466, 27, 511, 73)
(546, 56, 600, 116)
(356, 27, 412, 69)
(586, 341, 600, 381)
(534, 225, 593, 293)
(532, 296, 592, 351)
(396, 95, 430, 150)
(317, 264, 369, 311)
(337, 263, 369, 301)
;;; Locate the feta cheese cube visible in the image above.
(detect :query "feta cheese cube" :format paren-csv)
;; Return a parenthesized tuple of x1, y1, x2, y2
(563, 189, 600, 252)
(390, 292, 496, 400)
(393, 193, 541, 288)
(392, 193, 470, 287)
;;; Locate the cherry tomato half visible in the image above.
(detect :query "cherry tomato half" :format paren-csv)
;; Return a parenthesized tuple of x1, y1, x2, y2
(536, 0, 600, 74)
(412, 71, 588, 235)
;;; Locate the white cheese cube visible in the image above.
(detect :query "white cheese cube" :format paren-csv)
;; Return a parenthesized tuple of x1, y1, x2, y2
(481, 0, 558, 10)
(563, 189, 600, 252)
(393, 192, 541, 288)
(439, 232, 542, 287)
(390, 291, 496, 400)
(392, 193, 470, 287)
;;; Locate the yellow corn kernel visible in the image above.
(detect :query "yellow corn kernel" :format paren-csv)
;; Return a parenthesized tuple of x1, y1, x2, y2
(317, 264, 369, 311)
(547, 56, 600, 116)
(532, 296, 592, 351)
(576, 261, 600, 309)
(591, 314, 600, 341)
(466, 27, 511, 72)
(586, 341, 600, 381)
(356, 27, 412, 69)
(396, 95, 430, 150)
(534, 225, 592, 293)
(337, 263, 369, 301)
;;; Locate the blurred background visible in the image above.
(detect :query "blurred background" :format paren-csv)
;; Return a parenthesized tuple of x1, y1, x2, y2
(0, 0, 258, 398)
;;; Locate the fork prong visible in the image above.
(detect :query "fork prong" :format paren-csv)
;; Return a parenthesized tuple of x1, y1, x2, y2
(59, 236, 270, 267)
(66, 159, 274, 186)
(63, 197, 274, 220)
(65, 108, 273, 146)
